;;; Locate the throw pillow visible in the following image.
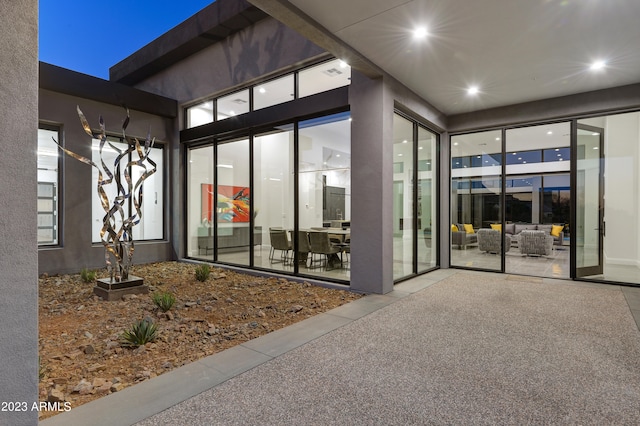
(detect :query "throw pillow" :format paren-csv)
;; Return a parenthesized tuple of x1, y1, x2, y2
(451, 224, 459, 232)
(490, 223, 502, 231)
(551, 225, 564, 237)
(463, 224, 475, 234)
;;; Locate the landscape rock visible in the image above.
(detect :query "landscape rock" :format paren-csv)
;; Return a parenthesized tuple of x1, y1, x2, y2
(110, 383, 124, 392)
(47, 386, 66, 403)
(92, 378, 112, 394)
(72, 379, 93, 395)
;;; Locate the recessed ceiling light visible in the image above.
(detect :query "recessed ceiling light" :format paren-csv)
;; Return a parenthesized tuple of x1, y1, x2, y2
(258, 87, 266, 94)
(402, 140, 408, 144)
(590, 60, 606, 71)
(336, 154, 341, 157)
(398, 153, 403, 157)
(453, 142, 459, 146)
(467, 86, 479, 95)
(547, 131, 553, 135)
(495, 137, 501, 141)
(523, 161, 527, 164)
(512, 152, 517, 155)
(555, 148, 559, 151)
(592, 132, 598, 136)
(418, 146, 423, 150)
(413, 27, 428, 39)
(593, 146, 599, 150)
(557, 154, 561, 157)
(339, 60, 348, 68)
(518, 157, 522, 160)
(476, 155, 481, 158)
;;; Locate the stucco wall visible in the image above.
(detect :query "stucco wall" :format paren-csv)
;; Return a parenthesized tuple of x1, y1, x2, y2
(0, 1, 39, 424)
(132, 17, 325, 114)
(38, 89, 176, 275)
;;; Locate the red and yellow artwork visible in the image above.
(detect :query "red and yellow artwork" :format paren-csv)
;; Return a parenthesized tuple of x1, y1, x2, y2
(201, 184, 250, 223)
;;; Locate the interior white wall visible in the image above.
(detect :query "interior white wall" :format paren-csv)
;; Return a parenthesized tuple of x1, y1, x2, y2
(298, 134, 324, 228)
(601, 112, 640, 266)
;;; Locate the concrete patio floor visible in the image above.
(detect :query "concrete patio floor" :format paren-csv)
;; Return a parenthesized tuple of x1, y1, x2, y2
(41, 269, 640, 425)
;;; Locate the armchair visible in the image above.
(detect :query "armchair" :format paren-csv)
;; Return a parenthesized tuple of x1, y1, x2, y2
(477, 229, 511, 254)
(519, 230, 554, 256)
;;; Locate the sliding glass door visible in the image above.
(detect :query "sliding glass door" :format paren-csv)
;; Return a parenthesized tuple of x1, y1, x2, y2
(393, 112, 438, 281)
(450, 130, 502, 271)
(575, 124, 604, 278)
(450, 123, 570, 278)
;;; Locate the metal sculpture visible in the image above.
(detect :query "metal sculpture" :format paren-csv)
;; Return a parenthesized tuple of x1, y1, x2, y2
(54, 106, 156, 282)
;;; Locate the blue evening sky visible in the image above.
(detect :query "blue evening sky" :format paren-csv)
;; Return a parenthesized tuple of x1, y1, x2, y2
(39, 0, 215, 80)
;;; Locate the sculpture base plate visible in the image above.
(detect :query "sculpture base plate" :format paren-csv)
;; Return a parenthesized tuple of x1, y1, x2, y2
(94, 275, 147, 301)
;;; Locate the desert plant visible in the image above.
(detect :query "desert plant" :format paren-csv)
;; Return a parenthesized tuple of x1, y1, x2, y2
(195, 264, 211, 282)
(152, 291, 176, 312)
(80, 268, 97, 283)
(121, 318, 158, 347)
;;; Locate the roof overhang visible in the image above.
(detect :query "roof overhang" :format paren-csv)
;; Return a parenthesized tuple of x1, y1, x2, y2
(40, 62, 177, 118)
(110, 0, 268, 85)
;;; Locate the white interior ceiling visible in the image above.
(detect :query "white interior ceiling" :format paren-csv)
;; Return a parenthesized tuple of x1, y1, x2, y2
(286, 0, 640, 115)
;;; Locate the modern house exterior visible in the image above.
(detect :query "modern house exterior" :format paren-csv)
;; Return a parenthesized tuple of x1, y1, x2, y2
(37, 0, 640, 294)
(4, 1, 640, 422)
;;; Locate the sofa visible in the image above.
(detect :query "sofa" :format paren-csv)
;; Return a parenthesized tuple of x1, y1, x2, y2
(451, 223, 477, 249)
(503, 223, 564, 246)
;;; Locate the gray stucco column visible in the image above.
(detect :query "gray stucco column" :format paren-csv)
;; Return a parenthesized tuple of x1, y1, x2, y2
(0, 2, 39, 425)
(349, 73, 394, 294)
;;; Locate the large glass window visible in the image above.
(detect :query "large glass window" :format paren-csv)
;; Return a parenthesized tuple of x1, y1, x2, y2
(393, 115, 414, 280)
(298, 58, 351, 98)
(505, 123, 570, 279)
(450, 130, 502, 271)
(253, 75, 295, 110)
(185, 112, 350, 283)
(187, 145, 214, 259)
(217, 90, 250, 120)
(298, 112, 351, 280)
(253, 127, 294, 271)
(187, 100, 214, 128)
(185, 59, 352, 129)
(91, 138, 164, 243)
(37, 127, 61, 246)
(216, 138, 251, 266)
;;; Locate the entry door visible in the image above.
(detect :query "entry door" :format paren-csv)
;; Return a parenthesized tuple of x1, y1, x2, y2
(575, 124, 604, 277)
